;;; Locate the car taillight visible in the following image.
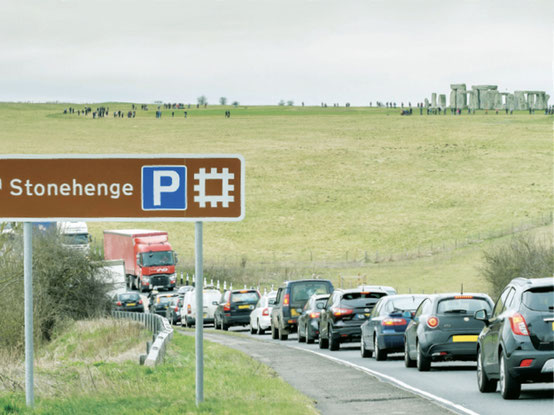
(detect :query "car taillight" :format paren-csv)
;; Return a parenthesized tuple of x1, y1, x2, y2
(283, 293, 290, 307)
(262, 308, 269, 316)
(382, 318, 407, 326)
(332, 307, 353, 317)
(519, 359, 534, 367)
(309, 312, 320, 319)
(427, 316, 439, 328)
(116, 301, 122, 306)
(509, 313, 529, 336)
(187, 304, 191, 314)
(174, 306, 179, 312)
(223, 301, 231, 312)
(138, 299, 143, 305)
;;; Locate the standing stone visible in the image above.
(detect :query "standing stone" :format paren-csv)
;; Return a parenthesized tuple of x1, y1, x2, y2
(506, 94, 515, 111)
(528, 93, 535, 110)
(439, 94, 447, 109)
(449, 90, 457, 108)
(456, 90, 466, 109)
(493, 91, 503, 109)
(424, 98, 429, 108)
(431, 93, 437, 108)
(514, 91, 527, 110)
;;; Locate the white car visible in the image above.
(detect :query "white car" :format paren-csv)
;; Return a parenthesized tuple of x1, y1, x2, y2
(181, 287, 221, 327)
(249, 291, 277, 335)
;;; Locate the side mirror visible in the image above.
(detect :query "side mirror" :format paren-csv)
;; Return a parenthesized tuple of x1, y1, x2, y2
(474, 309, 489, 325)
(212, 301, 218, 305)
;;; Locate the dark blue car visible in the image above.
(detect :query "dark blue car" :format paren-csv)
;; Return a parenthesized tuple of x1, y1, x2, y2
(360, 294, 427, 360)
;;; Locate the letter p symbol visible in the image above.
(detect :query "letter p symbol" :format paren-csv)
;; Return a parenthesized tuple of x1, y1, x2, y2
(142, 166, 187, 211)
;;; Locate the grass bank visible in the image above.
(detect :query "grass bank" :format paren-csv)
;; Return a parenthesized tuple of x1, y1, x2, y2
(0, 318, 315, 414)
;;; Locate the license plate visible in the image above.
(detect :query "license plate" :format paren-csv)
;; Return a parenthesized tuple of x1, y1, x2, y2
(552, 322, 554, 331)
(203, 313, 207, 318)
(357, 314, 366, 319)
(126, 303, 136, 306)
(238, 305, 250, 309)
(452, 335, 478, 342)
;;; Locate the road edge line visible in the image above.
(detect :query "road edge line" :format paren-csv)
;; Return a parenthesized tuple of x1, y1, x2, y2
(287, 345, 480, 415)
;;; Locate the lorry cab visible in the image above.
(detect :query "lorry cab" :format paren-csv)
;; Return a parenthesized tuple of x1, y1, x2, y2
(58, 221, 91, 253)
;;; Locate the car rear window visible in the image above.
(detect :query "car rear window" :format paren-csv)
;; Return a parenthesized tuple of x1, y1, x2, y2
(384, 296, 426, 313)
(522, 286, 554, 312)
(231, 291, 259, 303)
(437, 297, 491, 314)
(119, 293, 139, 301)
(342, 292, 386, 306)
(290, 282, 332, 304)
(158, 296, 172, 304)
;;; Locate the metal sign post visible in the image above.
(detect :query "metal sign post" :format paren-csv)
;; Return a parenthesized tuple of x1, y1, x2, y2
(23, 222, 34, 407)
(195, 221, 204, 405)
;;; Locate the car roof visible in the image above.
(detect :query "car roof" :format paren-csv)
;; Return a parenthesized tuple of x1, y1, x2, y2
(380, 294, 427, 301)
(280, 279, 332, 287)
(341, 287, 387, 295)
(510, 277, 554, 290)
(430, 293, 492, 301)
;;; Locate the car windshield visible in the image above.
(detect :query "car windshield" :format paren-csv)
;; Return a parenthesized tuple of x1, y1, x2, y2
(62, 233, 89, 245)
(290, 282, 332, 304)
(142, 251, 175, 266)
(437, 298, 491, 314)
(231, 291, 259, 303)
(267, 296, 277, 305)
(384, 296, 426, 313)
(522, 286, 554, 311)
(119, 293, 139, 301)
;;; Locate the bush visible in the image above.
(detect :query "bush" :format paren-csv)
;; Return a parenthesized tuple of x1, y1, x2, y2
(481, 234, 554, 299)
(0, 229, 111, 352)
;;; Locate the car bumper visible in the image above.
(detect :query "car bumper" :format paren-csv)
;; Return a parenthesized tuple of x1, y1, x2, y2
(506, 350, 554, 383)
(308, 320, 320, 338)
(258, 315, 271, 330)
(379, 332, 405, 352)
(333, 325, 362, 343)
(115, 306, 144, 313)
(223, 314, 251, 327)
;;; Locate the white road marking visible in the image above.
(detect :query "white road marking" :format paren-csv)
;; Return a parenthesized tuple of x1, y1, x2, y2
(288, 344, 481, 415)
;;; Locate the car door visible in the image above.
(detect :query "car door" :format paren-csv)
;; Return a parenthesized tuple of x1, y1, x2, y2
(366, 298, 384, 348)
(271, 288, 283, 328)
(406, 299, 428, 356)
(320, 293, 336, 339)
(484, 287, 513, 374)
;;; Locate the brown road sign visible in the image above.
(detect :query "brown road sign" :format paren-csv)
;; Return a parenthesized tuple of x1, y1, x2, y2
(0, 155, 244, 222)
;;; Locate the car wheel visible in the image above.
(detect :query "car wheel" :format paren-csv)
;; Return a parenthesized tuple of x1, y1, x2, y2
(500, 353, 520, 399)
(404, 339, 416, 368)
(271, 323, 279, 339)
(360, 336, 372, 358)
(222, 321, 229, 331)
(214, 316, 219, 330)
(477, 348, 497, 393)
(257, 320, 265, 335)
(278, 321, 288, 341)
(374, 334, 387, 361)
(298, 323, 306, 343)
(329, 325, 339, 351)
(306, 327, 315, 344)
(319, 333, 329, 349)
(416, 341, 431, 371)
(250, 323, 256, 335)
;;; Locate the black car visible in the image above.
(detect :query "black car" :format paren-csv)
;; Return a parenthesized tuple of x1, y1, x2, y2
(165, 296, 183, 325)
(319, 288, 388, 351)
(214, 289, 260, 331)
(360, 294, 427, 360)
(149, 292, 178, 316)
(475, 277, 554, 399)
(112, 292, 144, 313)
(297, 294, 330, 344)
(271, 279, 334, 341)
(404, 293, 493, 371)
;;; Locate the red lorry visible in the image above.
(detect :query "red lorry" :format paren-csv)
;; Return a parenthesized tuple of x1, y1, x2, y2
(103, 230, 177, 292)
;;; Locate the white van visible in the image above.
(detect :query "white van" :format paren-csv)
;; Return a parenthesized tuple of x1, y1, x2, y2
(181, 287, 221, 327)
(58, 221, 91, 253)
(95, 259, 127, 298)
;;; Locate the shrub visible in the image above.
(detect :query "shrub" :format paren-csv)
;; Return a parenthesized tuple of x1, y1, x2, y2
(481, 234, 554, 299)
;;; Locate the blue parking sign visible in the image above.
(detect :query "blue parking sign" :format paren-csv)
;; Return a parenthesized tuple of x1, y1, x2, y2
(142, 166, 187, 210)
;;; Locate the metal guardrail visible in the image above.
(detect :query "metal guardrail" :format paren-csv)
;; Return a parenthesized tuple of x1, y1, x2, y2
(112, 311, 173, 366)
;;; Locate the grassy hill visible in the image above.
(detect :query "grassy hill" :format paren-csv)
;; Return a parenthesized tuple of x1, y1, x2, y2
(0, 103, 551, 292)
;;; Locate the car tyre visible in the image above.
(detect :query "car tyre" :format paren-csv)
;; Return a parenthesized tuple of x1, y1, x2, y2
(250, 324, 256, 335)
(271, 323, 279, 339)
(329, 325, 340, 351)
(298, 324, 306, 343)
(319, 334, 329, 349)
(500, 353, 520, 399)
(404, 339, 416, 368)
(477, 348, 497, 393)
(374, 334, 387, 361)
(306, 327, 315, 344)
(257, 319, 265, 335)
(214, 316, 220, 330)
(416, 341, 431, 371)
(360, 336, 372, 358)
(278, 321, 288, 341)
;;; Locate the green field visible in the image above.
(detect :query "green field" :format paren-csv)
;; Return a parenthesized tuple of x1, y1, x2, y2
(0, 319, 315, 414)
(0, 103, 551, 293)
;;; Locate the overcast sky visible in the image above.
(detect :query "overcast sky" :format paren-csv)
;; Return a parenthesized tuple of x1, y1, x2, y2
(1, 0, 552, 105)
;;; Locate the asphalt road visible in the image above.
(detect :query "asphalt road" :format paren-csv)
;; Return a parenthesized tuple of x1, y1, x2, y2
(216, 326, 554, 415)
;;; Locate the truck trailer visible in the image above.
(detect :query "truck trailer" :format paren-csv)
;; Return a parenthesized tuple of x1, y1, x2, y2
(103, 229, 177, 292)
